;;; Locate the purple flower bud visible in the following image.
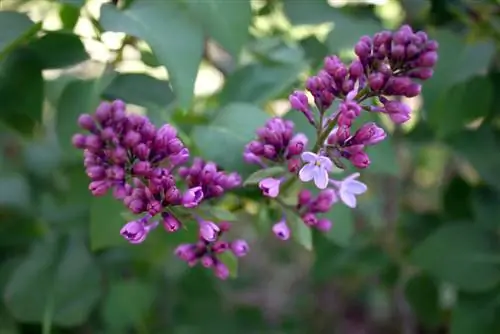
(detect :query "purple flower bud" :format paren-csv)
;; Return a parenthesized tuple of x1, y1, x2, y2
(391, 44, 405, 59)
(353, 122, 386, 145)
(132, 161, 151, 176)
(409, 68, 434, 80)
(231, 239, 249, 257)
(100, 127, 115, 141)
(162, 213, 181, 232)
(77, 114, 96, 131)
(298, 189, 312, 206)
(113, 184, 130, 199)
(167, 138, 184, 154)
(243, 151, 262, 165)
(110, 146, 127, 164)
(350, 151, 371, 169)
(72, 134, 87, 149)
(405, 83, 421, 98)
(85, 134, 102, 151)
(418, 51, 438, 67)
(182, 186, 204, 208)
(165, 186, 181, 203)
(289, 91, 309, 111)
(106, 166, 125, 180)
(312, 188, 337, 212)
(316, 218, 332, 232)
(124, 131, 141, 148)
(213, 240, 229, 253)
(287, 133, 308, 156)
(157, 124, 177, 141)
(368, 72, 386, 91)
(170, 147, 189, 166)
(120, 220, 148, 244)
(383, 100, 411, 124)
(214, 262, 229, 280)
(147, 200, 162, 216)
(349, 59, 364, 78)
(287, 158, 301, 173)
(127, 197, 146, 214)
(95, 102, 112, 123)
(199, 220, 220, 242)
(302, 213, 317, 227)
(272, 219, 290, 241)
(258, 177, 281, 198)
(89, 180, 110, 196)
(175, 244, 195, 261)
(201, 255, 214, 268)
(354, 40, 371, 60)
(263, 145, 276, 159)
(134, 143, 150, 160)
(86, 166, 105, 180)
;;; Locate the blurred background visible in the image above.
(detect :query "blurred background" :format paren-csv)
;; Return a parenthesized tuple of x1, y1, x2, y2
(1, 0, 500, 333)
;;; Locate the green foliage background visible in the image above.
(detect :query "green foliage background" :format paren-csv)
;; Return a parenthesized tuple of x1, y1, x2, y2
(0, 0, 500, 333)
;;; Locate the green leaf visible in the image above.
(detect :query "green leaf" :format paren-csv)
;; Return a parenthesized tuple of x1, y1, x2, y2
(284, 208, 313, 251)
(325, 14, 382, 54)
(365, 135, 400, 176)
(3, 235, 101, 326)
(410, 224, 500, 292)
(447, 126, 500, 191)
(324, 203, 354, 247)
(428, 76, 493, 138)
(59, 4, 81, 30)
(442, 176, 473, 221)
(56, 75, 114, 158)
(102, 73, 174, 108)
(185, 0, 251, 57)
(404, 274, 440, 328)
(283, 0, 338, 25)
(219, 62, 305, 105)
(0, 49, 43, 135)
(450, 290, 500, 334)
(27, 31, 88, 69)
(422, 30, 495, 120)
(0, 11, 41, 56)
(201, 206, 238, 222)
(100, 1, 204, 107)
(218, 251, 238, 279)
(243, 166, 286, 186)
(90, 194, 127, 251)
(191, 103, 269, 173)
(101, 280, 154, 330)
(472, 186, 500, 230)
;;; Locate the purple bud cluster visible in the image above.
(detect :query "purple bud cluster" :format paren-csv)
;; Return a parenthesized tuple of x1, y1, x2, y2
(297, 189, 335, 232)
(244, 117, 308, 173)
(289, 24, 438, 170)
(175, 221, 249, 280)
(73, 100, 245, 279)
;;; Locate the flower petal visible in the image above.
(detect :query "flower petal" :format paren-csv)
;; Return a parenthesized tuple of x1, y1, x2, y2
(301, 151, 317, 163)
(344, 180, 367, 195)
(299, 163, 316, 182)
(313, 168, 329, 189)
(267, 185, 280, 198)
(318, 156, 333, 171)
(339, 189, 357, 208)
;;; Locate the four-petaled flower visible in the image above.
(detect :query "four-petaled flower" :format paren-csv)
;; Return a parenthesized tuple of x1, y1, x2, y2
(330, 172, 368, 208)
(259, 177, 281, 198)
(298, 152, 333, 189)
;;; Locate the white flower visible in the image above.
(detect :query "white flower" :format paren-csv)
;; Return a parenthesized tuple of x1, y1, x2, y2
(330, 172, 368, 208)
(298, 152, 333, 189)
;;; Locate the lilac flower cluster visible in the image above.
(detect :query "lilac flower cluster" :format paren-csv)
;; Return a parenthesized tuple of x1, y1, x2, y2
(175, 221, 249, 280)
(243, 25, 438, 242)
(72, 100, 246, 278)
(244, 117, 307, 174)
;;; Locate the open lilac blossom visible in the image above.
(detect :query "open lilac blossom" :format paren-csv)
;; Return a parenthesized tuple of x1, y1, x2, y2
(272, 219, 290, 240)
(258, 177, 282, 198)
(329, 173, 368, 208)
(299, 152, 333, 189)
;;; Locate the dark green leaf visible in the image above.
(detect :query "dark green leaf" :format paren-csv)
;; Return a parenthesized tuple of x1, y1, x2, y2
(410, 223, 500, 292)
(218, 251, 238, 279)
(0, 175, 30, 210)
(325, 14, 382, 54)
(472, 186, 500, 230)
(0, 11, 40, 56)
(243, 166, 286, 186)
(283, 0, 338, 25)
(185, 0, 251, 57)
(284, 208, 313, 251)
(90, 194, 127, 251)
(442, 176, 473, 221)
(0, 49, 43, 135)
(201, 206, 238, 222)
(100, 1, 204, 107)
(422, 30, 495, 120)
(405, 274, 440, 328)
(428, 76, 493, 138)
(59, 4, 81, 30)
(447, 126, 500, 191)
(219, 62, 305, 105)
(102, 73, 174, 108)
(101, 280, 154, 330)
(450, 290, 500, 334)
(28, 31, 88, 69)
(3, 235, 101, 326)
(191, 103, 269, 173)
